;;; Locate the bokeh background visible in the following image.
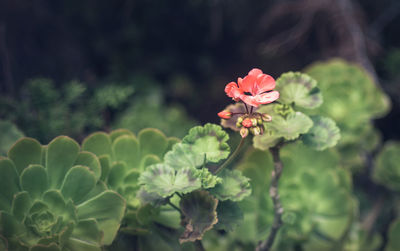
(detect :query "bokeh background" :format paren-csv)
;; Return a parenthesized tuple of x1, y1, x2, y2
(1, 0, 399, 143)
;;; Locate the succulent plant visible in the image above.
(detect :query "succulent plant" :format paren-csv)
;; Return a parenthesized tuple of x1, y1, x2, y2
(228, 143, 354, 250)
(0, 136, 126, 250)
(0, 120, 24, 155)
(373, 141, 400, 191)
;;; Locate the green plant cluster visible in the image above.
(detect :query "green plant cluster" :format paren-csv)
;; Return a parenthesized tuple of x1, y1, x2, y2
(0, 120, 24, 155)
(305, 59, 391, 171)
(0, 136, 126, 250)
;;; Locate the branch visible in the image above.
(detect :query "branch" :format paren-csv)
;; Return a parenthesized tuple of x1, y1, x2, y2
(256, 146, 284, 251)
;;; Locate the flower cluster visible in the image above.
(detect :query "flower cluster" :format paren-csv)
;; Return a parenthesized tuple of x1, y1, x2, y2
(219, 68, 279, 138)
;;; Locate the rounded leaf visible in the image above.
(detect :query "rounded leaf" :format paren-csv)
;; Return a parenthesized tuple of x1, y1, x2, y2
(276, 72, 322, 109)
(373, 141, 400, 191)
(182, 123, 230, 163)
(112, 135, 140, 168)
(209, 169, 251, 202)
(20, 164, 48, 200)
(302, 116, 341, 151)
(82, 132, 112, 157)
(138, 128, 168, 159)
(269, 112, 313, 140)
(164, 143, 205, 170)
(0, 158, 19, 211)
(60, 166, 97, 204)
(8, 137, 42, 175)
(46, 136, 80, 189)
(74, 152, 101, 181)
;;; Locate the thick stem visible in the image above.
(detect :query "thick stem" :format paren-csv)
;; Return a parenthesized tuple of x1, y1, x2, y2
(194, 239, 206, 251)
(214, 137, 246, 174)
(167, 201, 183, 215)
(256, 146, 284, 251)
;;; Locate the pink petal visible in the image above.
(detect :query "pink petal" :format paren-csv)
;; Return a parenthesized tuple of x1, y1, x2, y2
(240, 95, 260, 107)
(239, 74, 257, 93)
(248, 68, 263, 77)
(254, 91, 280, 104)
(225, 82, 243, 99)
(254, 74, 276, 94)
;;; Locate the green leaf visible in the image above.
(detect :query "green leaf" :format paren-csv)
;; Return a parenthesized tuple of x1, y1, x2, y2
(209, 169, 251, 202)
(196, 168, 222, 189)
(0, 158, 20, 212)
(8, 137, 42, 175)
(386, 219, 400, 251)
(0, 120, 24, 156)
(11, 191, 32, 222)
(138, 128, 168, 159)
(139, 164, 201, 197)
(164, 143, 205, 170)
(42, 190, 66, 215)
(98, 155, 111, 181)
(61, 166, 97, 204)
(166, 137, 180, 153)
(253, 131, 282, 150)
(67, 219, 102, 251)
(179, 190, 218, 243)
(107, 162, 128, 190)
(112, 135, 140, 168)
(82, 132, 112, 157)
(76, 191, 126, 245)
(373, 141, 400, 191)
(30, 243, 61, 251)
(141, 154, 162, 169)
(110, 129, 134, 142)
(269, 112, 313, 140)
(20, 164, 48, 200)
(137, 187, 169, 207)
(276, 72, 322, 109)
(182, 123, 230, 163)
(46, 136, 80, 189)
(215, 200, 244, 232)
(302, 116, 341, 150)
(74, 152, 101, 181)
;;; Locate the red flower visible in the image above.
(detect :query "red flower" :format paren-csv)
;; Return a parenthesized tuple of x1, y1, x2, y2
(241, 118, 253, 128)
(225, 68, 279, 107)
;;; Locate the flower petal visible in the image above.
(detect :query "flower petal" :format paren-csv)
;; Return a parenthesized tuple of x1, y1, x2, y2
(239, 95, 260, 107)
(254, 74, 276, 94)
(239, 75, 257, 93)
(225, 82, 242, 99)
(254, 91, 280, 104)
(248, 68, 263, 77)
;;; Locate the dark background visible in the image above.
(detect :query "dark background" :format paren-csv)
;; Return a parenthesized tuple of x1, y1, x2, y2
(0, 0, 399, 137)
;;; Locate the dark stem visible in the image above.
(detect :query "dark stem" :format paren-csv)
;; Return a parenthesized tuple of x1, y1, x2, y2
(256, 146, 284, 251)
(214, 137, 246, 174)
(250, 106, 254, 114)
(167, 201, 183, 215)
(194, 239, 206, 251)
(244, 103, 249, 114)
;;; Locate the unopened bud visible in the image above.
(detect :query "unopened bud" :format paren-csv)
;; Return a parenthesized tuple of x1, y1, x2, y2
(262, 113, 272, 122)
(218, 110, 232, 119)
(237, 117, 244, 123)
(250, 126, 261, 136)
(242, 118, 253, 128)
(257, 118, 263, 125)
(250, 118, 258, 126)
(240, 127, 249, 138)
(236, 121, 242, 128)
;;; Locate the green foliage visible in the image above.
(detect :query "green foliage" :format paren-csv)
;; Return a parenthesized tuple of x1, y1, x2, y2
(385, 219, 400, 251)
(373, 141, 400, 191)
(0, 136, 126, 250)
(226, 143, 353, 249)
(275, 72, 322, 109)
(209, 169, 251, 202)
(0, 120, 24, 155)
(114, 91, 197, 138)
(302, 115, 341, 151)
(179, 191, 218, 243)
(0, 78, 136, 143)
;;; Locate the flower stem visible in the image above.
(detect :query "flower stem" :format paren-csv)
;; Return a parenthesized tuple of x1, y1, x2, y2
(167, 201, 183, 215)
(194, 240, 206, 251)
(214, 137, 246, 174)
(244, 103, 249, 114)
(256, 146, 284, 251)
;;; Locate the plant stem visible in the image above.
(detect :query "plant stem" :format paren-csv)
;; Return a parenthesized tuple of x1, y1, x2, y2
(257, 146, 284, 251)
(214, 137, 246, 174)
(167, 201, 183, 215)
(194, 240, 206, 251)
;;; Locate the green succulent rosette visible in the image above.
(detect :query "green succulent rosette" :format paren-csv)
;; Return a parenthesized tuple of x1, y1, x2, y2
(228, 143, 353, 250)
(373, 141, 400, 191)
(0, 136, 126, 251)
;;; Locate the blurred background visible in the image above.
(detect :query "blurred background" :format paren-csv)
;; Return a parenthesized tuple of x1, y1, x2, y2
(0, 0, 399, 144)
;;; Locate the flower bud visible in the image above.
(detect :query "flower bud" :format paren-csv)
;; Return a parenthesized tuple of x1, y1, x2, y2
(240, 127, 249, 138)
(242, 118, 253, 128)
(262, 113, 272, 122)
(236, 121, 242, 128)
(218, 110, 232, 119)
(237, 117, 244, 123)
(250, 126, 261, 136)
(250, 118, 258, 126)
(257, 118, 263, 125)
